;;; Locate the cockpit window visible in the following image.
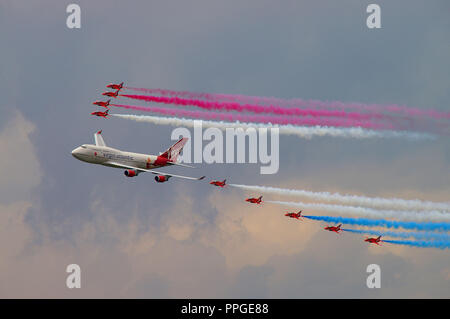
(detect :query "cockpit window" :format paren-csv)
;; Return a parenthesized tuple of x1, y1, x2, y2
(81, 145, 87, 149)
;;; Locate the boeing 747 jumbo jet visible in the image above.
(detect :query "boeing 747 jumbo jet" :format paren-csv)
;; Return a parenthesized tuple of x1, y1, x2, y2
(72, 131, 205, 183)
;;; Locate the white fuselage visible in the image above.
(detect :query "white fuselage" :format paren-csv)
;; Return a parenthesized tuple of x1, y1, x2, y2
(71, 144, 165, 170)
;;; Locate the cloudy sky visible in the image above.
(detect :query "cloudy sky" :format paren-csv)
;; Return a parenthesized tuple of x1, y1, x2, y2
(0, 0, 449, 298)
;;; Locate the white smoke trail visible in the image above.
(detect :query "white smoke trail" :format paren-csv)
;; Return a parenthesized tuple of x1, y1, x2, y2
(267, 200, 450, 222)
(228, 184, 450, 212)
(112, 114, 435, 140)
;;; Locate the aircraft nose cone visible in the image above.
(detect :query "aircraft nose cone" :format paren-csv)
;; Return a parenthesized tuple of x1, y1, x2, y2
(71, 148, 80, 158)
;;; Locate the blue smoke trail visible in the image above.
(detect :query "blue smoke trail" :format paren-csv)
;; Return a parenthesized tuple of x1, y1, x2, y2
(383, 239, 450, 249)
(342, 228, 450, 241)
(304, 215, 450, 232)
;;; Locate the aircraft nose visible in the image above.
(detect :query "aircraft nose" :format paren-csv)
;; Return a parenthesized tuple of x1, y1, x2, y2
(71, 147, 80, 158)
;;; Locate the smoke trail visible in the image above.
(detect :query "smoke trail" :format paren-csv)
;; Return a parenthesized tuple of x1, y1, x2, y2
(111, 114, 435, 140)
(125, 87, 450, 120)
(120, 94, 392, 123)
(303, 215, 450, 232)
(343, 228, 450, 241)
(111, 103, 389, 129)
(125, 87, 217, 100)
(228, 184, 450, 212)
(267, 200, 450, 221)
(383, 239, 450, 249)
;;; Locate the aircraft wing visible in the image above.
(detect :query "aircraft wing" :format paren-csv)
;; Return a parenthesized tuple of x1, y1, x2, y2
(166, 161, 196, 169)
(105, 162, 205, 181)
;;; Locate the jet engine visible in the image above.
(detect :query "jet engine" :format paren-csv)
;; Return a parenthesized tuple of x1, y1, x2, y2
(154, 175, 170, 183)
(124, 169, 139, 177)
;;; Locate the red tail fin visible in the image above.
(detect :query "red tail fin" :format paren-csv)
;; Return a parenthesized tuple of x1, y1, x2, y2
(160, 137, 188, 162)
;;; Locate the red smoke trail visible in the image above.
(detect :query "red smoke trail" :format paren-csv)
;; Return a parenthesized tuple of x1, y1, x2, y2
(120, 94, 395, 123)
(125, 87, 217, 101)
(111, 103, 392, 129)
(125, 87, 450, 120)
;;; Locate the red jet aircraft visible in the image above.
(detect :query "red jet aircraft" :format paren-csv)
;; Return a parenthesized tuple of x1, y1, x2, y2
(324, 224, 342, 233)
(365, 236, 382, 246)
(91, 109, 109, 118)
(92, 99, 111, 108)
(246, 196, 263, 204)
(102, 89, 120, 98)
(284, 210, 303, 220)
(210, 179, 226, 187)
(106, 82, 124, 90)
